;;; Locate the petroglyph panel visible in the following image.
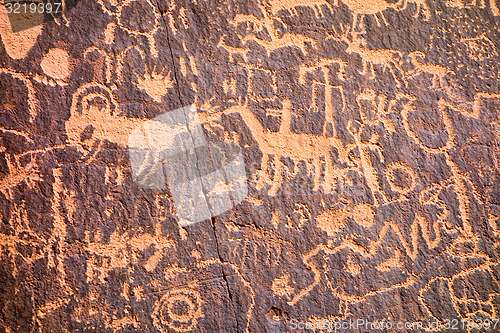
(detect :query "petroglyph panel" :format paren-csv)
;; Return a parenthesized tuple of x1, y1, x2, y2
(1, 0, 500, 331)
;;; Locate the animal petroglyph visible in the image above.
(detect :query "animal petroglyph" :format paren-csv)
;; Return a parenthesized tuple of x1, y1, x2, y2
(226, 13, 317, 57)
(205, 101, 352, 195)
(343, 32, 406, 88)
(340, 0, 403, 29)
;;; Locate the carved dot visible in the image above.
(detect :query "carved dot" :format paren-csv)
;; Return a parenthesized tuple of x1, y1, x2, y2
(40, 48, 71, 80)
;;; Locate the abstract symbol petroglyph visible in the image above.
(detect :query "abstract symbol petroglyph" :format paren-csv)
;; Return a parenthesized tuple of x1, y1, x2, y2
(153, 287, 204, 332)
(1, 0, 500, 331)
(97, 0, 161, 57)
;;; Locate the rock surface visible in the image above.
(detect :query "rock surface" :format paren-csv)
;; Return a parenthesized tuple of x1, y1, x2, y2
(1, 0, 500, 332)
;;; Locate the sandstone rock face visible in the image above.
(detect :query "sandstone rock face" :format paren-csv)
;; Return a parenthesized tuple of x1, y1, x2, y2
(1, 0, 500, 332)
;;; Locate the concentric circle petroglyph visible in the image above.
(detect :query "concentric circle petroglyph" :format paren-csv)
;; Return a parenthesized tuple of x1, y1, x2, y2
(153, 288, 204, 332)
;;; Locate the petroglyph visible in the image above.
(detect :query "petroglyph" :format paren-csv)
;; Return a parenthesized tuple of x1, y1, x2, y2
(97, 0, 161, 56)
(226, 13, 317, 57)
(153, 287, 204, 332)
(35, 48, 73, 86)
(343, 32, 406, 88)
(135, 70, 174, 102)
(408, 51, 451, 89)
(1, 0, 500, 331)
(66, 82, 142, 149)
(386, 162, 416, 195)
(340, 0, 403, 29)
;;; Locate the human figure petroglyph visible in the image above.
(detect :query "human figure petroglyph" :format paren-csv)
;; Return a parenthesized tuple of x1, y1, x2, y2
(298, 57, 349, 140)
(0, 165, 78, 308)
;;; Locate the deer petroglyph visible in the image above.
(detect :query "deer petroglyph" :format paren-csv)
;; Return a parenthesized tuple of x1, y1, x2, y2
(342, 33, 407, 88)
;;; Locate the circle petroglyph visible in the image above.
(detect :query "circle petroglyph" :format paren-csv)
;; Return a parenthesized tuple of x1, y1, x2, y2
(386, 162, 416, 195)
(40, 48, 71, 80)
(153, 288, 204, 332)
